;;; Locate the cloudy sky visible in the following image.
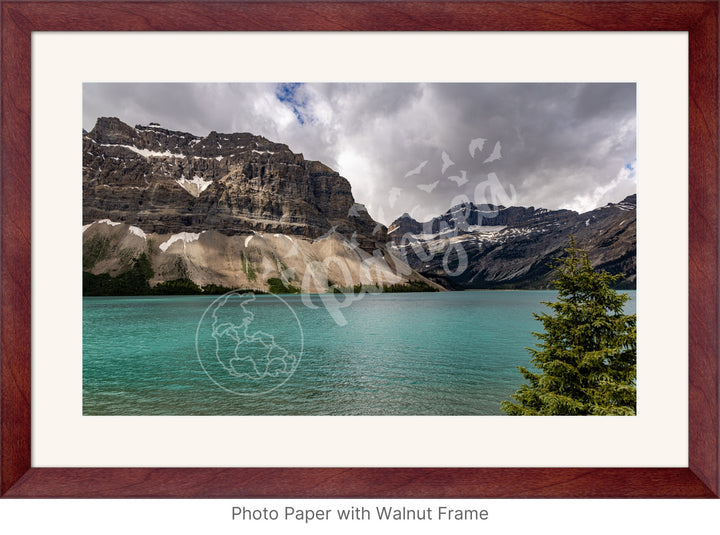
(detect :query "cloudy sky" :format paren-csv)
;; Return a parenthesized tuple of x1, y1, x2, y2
(84, 83, 636, 225)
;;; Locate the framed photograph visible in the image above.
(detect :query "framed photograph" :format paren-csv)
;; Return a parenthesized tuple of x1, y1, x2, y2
(1, 1, 717, 498)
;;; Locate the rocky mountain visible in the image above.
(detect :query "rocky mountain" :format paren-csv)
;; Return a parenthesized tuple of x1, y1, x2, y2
(84, 117, 383, 250)
(388, 195, 636, 289)
(83, 117, 636, 293)
(83, 118, 438, 293)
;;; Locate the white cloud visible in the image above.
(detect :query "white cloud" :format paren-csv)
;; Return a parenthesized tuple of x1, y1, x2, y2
(563, 160, 637, 214)
(336, 149, 379, 217)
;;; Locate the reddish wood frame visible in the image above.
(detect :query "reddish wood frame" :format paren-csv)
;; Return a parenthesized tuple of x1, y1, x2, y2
(1, 1, 717, 498)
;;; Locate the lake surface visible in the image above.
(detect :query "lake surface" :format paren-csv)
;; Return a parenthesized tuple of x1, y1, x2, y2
(83, 290, 636, 415)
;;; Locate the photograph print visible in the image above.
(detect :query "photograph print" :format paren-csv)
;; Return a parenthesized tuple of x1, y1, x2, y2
(82, 82, 637, 416)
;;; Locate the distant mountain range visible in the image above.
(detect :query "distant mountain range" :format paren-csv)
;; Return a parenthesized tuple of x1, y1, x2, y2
(83, 117, 636, 292)
(387, 195, 636, 289)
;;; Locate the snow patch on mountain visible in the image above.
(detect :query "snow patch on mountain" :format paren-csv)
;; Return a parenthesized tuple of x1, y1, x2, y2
(129, 226, 147, 239)
(102, 143, 187, 159)
(159, 232, 201, 252)
(176, 174, 213, 197)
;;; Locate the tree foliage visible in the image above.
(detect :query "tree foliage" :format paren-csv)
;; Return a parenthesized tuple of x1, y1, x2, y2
(267, 277, 300, 294)
(152, 278, 203, 295)
(83, 258, 245, 296)
(502, 238, 636, 415)
(83, 253, 153, 296)
(331, 280, 439, 294)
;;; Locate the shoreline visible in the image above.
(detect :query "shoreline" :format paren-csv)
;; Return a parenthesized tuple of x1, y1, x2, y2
(82, 287, 637, 298)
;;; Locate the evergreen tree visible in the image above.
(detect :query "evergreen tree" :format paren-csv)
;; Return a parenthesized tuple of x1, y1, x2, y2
(502, 238, 636, 415)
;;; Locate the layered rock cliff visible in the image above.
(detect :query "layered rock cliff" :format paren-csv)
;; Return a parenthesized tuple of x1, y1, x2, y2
(83, 118, 437, 293)
(83, 117, 383, 251)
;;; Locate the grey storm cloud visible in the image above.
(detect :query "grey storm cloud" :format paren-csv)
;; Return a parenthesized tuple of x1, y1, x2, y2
(84, 82, 636, 225)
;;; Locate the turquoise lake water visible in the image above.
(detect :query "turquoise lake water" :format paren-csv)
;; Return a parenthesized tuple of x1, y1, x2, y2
(83, 290, 636, 415)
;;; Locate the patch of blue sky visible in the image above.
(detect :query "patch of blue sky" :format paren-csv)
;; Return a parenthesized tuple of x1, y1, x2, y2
(275, 83, 313, 125)
(623, 159, 637, 180)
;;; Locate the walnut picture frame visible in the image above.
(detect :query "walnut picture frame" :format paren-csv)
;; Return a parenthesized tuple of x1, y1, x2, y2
(1, 1, 717, 498)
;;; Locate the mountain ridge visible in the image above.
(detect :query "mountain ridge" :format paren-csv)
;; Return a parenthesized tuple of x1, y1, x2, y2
(83, 117, 636, 292)
(82, 117, 438, 294)
(84, 117, 384, 251)
(388, 195, 636, 289)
